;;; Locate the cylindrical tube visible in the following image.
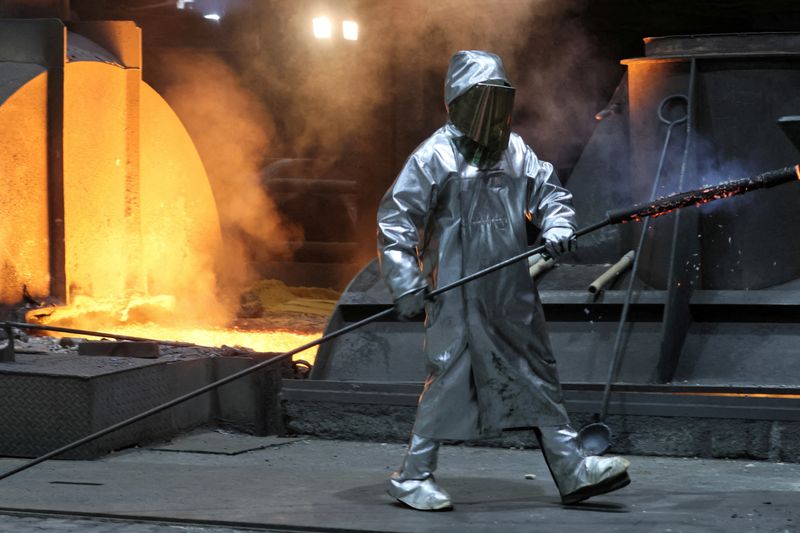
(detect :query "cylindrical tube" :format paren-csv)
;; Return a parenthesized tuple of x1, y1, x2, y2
(528, 254, 556, 278)
(588, 251, 635, 294)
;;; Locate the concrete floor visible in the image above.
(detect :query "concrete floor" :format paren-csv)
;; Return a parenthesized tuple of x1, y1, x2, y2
(0, 430, 798, 532)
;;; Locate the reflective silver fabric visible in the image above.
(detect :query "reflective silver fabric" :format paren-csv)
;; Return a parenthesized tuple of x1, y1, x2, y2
(448, 82, 515, 152)
(377, 52, 576, 441)
(395, 434, 439, 481)
(387, 434, 452, 510)
(537, 425, 630, 499)
(387, 477, 453, 511)
(444, 50, 509, 106)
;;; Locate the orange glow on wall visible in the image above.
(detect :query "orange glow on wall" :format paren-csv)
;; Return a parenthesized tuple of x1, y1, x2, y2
(0, 68, 51, 303)
(2, 25, 324, 361)
(57, 60, 223, 323)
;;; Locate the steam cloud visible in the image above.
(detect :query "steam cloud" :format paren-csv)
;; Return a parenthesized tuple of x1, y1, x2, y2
(226, 0, 615, 168)
(156, 51, 303, 299)
(152, 0, 620, 295)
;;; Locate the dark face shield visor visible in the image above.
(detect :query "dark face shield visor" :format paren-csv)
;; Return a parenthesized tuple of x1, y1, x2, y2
(448, 82, 515, 152)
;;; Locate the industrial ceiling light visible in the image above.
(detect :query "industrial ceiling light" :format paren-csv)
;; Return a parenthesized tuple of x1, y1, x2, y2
(342, 20, 358, 41)
(204, 13, 221, 21)
(312, 16, 332, 39)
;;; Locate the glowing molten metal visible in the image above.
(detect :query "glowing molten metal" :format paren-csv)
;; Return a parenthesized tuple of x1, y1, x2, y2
(607, 165, 800, 224)
(25, 296, 321, 364)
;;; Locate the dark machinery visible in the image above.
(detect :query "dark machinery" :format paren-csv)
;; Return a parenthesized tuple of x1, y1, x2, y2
(296, 33, 800, 460)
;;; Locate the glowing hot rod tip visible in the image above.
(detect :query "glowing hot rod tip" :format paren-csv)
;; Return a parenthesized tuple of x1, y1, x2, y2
(795, 164, 800, 180)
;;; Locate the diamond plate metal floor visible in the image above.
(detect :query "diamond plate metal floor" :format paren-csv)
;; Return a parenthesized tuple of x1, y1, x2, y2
(0, 350, 283, 459)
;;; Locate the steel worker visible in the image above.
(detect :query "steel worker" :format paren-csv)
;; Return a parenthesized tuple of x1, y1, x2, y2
(377, 50, 630, 510)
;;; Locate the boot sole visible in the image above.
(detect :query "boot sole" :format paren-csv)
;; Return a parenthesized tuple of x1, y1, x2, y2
(560, 471, 631, 505)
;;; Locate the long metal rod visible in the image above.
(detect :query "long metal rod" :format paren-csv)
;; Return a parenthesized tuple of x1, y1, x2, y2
(429, 219, 610, 298)
(0, 305, 391, 482)
(657, 57, 697, 384)
(3, 165, 799, 481)
(1, 321, 198, 348)
(598, 92, 689, 421)
(606, 165, 800, 224)
(0, 223, 611, 482)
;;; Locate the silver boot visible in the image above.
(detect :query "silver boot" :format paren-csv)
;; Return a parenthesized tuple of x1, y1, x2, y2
(388, 434, 453, 511)
(536, 425, 631, 505)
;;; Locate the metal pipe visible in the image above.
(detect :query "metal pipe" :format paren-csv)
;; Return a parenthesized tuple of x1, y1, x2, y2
(588, 251, 634, 294)
(1, 321, 198, 348)
(656, 57, 698, 385)
(0, 307, 397, 482)
(600, 91, 697, 420)
(580, 93, 692, 455)
(528, 254, 556, 278)
(0, 223, 609, 483)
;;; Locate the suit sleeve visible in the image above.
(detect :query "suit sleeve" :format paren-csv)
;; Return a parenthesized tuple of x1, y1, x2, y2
(524, 146, 576, 233)
(377, 154, 437, 300)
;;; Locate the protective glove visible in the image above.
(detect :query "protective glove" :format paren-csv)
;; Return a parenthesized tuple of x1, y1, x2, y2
(395, 286, 428, 320)
(542, 226, 577, 259)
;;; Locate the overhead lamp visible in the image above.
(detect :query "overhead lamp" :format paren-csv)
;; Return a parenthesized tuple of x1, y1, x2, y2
(342, 20, 358, 41)
(312, 16, 332, 39)
(204, 13, 221, 21)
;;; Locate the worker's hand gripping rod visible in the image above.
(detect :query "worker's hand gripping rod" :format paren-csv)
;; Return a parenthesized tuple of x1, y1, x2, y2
(1, 165, 797, 482)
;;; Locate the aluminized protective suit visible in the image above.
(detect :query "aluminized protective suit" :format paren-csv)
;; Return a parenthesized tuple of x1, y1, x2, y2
(377, 50, 576, 441)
